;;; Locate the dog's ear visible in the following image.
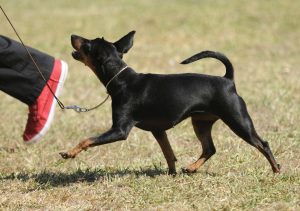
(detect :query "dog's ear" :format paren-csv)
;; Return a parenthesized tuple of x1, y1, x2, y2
(114, 31, 135, 54)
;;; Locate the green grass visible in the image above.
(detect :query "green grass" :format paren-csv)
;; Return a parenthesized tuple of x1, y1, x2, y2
(0, 0, 299, 210)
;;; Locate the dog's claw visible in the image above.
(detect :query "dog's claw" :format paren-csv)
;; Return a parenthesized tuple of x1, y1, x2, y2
(59, 152, 70, 159)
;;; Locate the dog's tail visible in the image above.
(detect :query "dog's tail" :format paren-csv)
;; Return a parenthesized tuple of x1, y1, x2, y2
(180, 51, 234, 80)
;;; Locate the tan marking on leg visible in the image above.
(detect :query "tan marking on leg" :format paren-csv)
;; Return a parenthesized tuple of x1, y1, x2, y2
(183, 118, 217, 173)
(255, 140, 281, 173)
(60, 138, 94, 159)
(184, 158, 207, 173)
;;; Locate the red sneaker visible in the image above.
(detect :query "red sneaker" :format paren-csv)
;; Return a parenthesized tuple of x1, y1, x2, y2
(23, 59, 68, 144)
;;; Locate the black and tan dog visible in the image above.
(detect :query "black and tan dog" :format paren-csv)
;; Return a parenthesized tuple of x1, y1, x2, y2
(60, 31, 280, 174)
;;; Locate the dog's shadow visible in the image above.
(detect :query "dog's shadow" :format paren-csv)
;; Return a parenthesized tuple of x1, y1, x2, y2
(0, 167, 167, 187)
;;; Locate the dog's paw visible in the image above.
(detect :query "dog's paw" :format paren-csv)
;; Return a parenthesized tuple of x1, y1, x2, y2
(168, 169, 177, 176)
(59, 152, 73, 159)
(274, 163, 281, 173)
(181, 167, 197, 174)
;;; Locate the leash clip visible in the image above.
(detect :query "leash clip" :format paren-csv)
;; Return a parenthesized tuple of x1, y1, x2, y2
(64, 105, 88, 113)
(62, 94, 110, 113)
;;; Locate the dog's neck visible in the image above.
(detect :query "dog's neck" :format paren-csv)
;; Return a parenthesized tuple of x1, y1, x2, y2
(105, 65, 128, 91)
(96, 59, 130, 94)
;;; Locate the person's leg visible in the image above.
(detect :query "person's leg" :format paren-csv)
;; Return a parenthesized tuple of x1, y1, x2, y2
(0, 35, 68, 143)
(0, 35, 53, 105)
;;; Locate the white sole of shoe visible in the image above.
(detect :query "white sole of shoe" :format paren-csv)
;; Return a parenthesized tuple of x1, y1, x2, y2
(25, 60, 68, 144)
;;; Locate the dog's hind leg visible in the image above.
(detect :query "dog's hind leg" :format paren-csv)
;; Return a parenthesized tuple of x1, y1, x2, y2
(152, 131, 177, 175)
(182, 118, 217, 173)
(220, 95, 280, 173)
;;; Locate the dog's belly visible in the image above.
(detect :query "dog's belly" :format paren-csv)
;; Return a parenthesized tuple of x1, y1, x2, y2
(135, 119, 175, 131)
(134, 111, 219, 131)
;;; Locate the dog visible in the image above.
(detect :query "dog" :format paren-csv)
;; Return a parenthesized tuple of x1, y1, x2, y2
(60, 31, 280, 175)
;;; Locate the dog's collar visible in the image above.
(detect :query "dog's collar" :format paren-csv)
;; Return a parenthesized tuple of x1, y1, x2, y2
(105, 66, 128, 92)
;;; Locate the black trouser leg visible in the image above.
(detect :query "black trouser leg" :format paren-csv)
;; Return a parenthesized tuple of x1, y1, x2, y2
(0, 35, 54, 106)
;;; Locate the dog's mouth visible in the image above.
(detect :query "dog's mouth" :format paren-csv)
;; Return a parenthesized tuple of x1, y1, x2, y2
(72, 50, 82, 60)
(70, 34, 96, 70)
(71, 34, 85, 61)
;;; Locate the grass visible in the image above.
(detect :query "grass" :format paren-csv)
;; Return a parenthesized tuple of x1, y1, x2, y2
(0, 0, 300, 210)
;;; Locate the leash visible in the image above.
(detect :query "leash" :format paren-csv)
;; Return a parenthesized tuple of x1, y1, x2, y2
(0, 5, 125, 113)
(65, 66, 128, 112)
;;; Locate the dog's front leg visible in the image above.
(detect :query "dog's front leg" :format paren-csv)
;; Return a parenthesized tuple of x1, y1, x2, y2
(60, 125, 133, 159)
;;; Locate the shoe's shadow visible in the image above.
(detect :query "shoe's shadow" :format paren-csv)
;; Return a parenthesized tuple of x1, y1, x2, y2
(0, 167, 166, 187)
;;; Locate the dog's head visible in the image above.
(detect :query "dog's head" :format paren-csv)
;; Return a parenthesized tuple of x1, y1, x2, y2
(71, 31, 135, 71)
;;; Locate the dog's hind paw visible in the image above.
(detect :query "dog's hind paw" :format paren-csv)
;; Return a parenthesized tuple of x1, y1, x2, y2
(274, 163, 281, 173)
(181, 167, 197, 174)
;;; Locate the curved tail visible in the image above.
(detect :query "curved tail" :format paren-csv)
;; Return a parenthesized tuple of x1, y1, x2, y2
(180, 51, 234, 80)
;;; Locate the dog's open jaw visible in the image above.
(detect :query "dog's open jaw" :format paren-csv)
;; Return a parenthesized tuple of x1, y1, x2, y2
(72, 50, 82, 60)
(70, 35, 96, 70)
(71, 35, 84, 61)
